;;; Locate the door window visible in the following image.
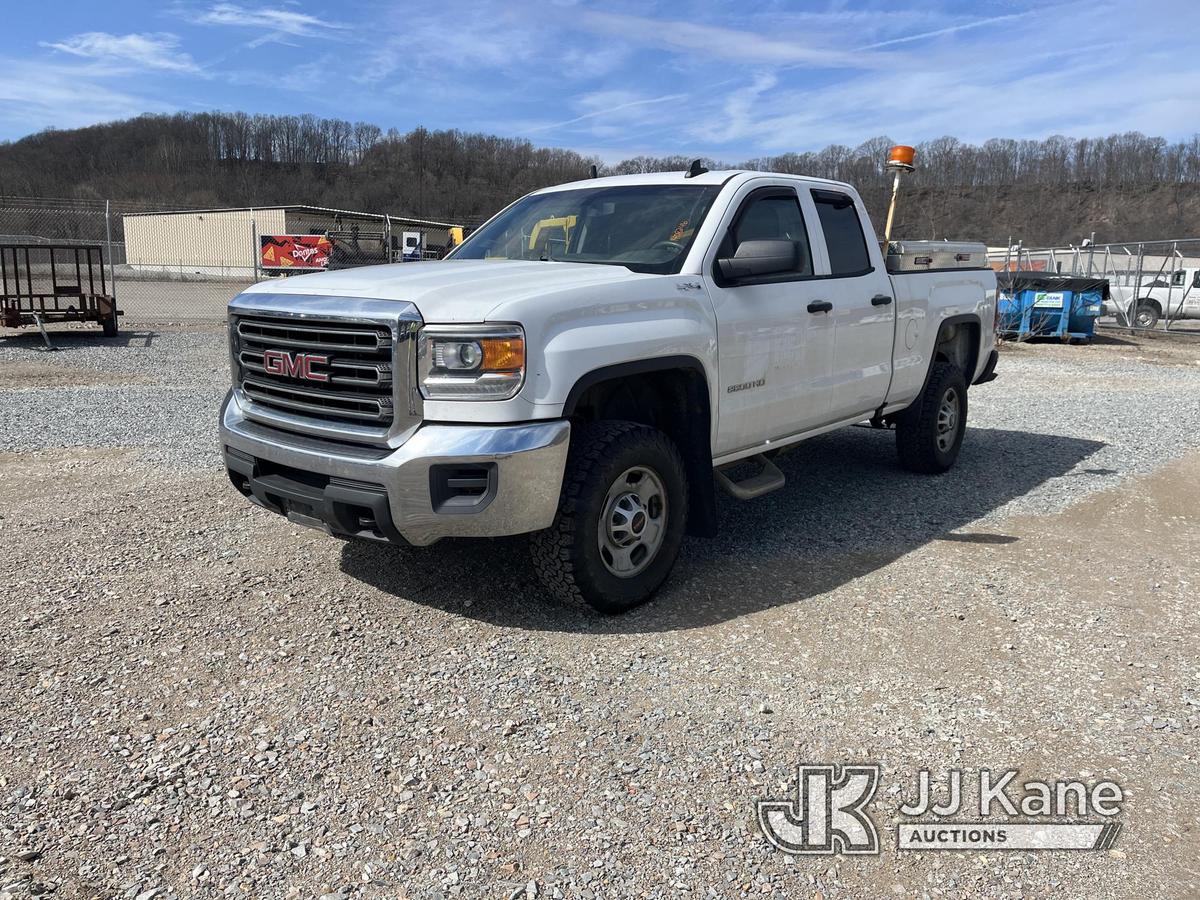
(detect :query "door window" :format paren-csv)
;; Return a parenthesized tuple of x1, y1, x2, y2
(722, 191, 813, 277)
(811, 190, 873, 276)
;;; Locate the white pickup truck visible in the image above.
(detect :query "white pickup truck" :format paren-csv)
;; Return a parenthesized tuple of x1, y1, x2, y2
(220, 169, 998, 612)
(1107, 267, 1200, 328)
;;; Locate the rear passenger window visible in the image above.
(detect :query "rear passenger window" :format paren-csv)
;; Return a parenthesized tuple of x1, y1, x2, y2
(812, 190, 872, 276)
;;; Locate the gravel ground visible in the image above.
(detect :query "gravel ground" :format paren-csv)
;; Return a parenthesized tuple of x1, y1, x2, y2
(1, 326, 1199, 899)
(115, 281, 248, 324)
(0, 327, 229, 471)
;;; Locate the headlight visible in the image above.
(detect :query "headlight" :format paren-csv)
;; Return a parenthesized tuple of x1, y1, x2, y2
(418, 324, 525, 400)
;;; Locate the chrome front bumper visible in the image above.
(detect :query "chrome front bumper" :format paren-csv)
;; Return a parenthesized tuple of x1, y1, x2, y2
(220, 391, 570, 546)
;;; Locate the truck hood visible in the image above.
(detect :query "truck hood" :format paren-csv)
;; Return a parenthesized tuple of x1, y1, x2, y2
(240, 259, 651, 323)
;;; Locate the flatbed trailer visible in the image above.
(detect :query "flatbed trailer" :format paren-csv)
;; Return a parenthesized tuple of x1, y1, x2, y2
(1, 244, 120, 337)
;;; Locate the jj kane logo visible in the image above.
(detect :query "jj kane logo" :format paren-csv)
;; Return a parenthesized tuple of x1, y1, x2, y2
(757, 764, 881, 855)
(758, 764, 1124, 855)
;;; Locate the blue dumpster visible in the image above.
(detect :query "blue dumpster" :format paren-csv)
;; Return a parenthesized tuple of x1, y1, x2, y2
(997, 273, 1108, 342)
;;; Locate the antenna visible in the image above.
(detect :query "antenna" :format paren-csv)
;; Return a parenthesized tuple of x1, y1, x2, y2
(589, 164, 599, 179)
(685, 158, 709, 178)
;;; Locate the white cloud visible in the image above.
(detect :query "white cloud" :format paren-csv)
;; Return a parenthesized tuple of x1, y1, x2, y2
(359, 15, 538, 82)
(526, 91, 688, 134)
(0, 58, 175, 136)
(577, 10, 871, 69)
(353, 1, 633, 99)
(560, 43, 631, 81)
(691, 71, 778, 145)
(505, 0, 1197, 160)
(853, 11, 1036, 51)
(192, 3, 349, 41)
(41, 32, 201, 74)
(668, 10, 1200, 156)
(9, 0, 1199, 158)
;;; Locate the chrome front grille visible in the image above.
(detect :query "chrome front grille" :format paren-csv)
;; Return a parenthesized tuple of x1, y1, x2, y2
(236, 317, 393, 426)
(228, 295, 422, 446)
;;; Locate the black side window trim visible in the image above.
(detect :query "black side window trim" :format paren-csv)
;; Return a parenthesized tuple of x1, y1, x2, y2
(712, 185, 817, 287)
(810, 188, 876, 279)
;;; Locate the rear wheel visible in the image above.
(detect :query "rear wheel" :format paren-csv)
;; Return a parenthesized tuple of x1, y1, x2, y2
(895, 362, 968, 473)
(530, 421, 688, 614)
(1133, 302, 1160, 329)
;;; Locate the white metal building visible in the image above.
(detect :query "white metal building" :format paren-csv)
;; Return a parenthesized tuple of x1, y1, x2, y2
(122, 205, 459, 276)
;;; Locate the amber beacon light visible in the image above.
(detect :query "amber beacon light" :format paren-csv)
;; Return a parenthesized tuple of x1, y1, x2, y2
(882, 144, 916, 249)
(887, 144, 916, 171)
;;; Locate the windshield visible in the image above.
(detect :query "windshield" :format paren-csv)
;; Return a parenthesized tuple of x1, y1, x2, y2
(448, 184, 722, 274)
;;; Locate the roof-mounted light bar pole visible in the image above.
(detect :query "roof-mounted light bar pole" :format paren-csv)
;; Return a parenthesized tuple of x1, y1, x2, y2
(882, 144, 915, 250)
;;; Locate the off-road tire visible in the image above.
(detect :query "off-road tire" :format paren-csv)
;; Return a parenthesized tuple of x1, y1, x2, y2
(530, 421, 688, 614)
(895, 362, 968, 474)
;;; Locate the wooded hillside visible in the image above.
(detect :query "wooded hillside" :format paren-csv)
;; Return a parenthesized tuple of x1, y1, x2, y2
(2, 113, 1198, 246)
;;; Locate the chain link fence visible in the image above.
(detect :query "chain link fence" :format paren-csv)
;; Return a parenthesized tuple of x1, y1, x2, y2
(989, 238, 1200, 333)
(9, 196, 1198, 337)
(0, 197, 461, 329)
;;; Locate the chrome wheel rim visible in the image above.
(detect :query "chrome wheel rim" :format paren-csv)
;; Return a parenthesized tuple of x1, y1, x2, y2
(936, 387, 960, 453)
(1135, 309, 1154, 328)
(597, 466, 668, 578)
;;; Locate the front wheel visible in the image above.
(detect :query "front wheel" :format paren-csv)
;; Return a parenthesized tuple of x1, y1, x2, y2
(895, 362, 968, 473)
(530, 421, 688, 614)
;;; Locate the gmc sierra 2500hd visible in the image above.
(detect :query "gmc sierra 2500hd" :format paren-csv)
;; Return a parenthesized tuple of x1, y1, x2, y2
(220, 168, 998, 612)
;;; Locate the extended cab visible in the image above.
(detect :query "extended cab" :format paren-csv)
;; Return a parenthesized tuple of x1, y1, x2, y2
(220, 170, 998, 612)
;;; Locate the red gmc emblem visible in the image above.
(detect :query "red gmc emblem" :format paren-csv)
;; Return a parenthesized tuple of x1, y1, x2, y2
(262, 349, 329, 382)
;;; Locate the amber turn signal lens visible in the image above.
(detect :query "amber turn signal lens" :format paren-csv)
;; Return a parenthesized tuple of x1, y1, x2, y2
(480, 337, 525, 371)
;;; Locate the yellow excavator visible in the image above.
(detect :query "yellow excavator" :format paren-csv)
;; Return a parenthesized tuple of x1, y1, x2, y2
(481, 212, 698, 261)
(527, 215, 577, 256)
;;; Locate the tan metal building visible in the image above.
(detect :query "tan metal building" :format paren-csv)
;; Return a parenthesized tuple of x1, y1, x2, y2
(122, 205, 459, 276)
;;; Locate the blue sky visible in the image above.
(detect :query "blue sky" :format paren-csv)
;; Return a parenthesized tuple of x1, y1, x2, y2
(2, 0, 1198, 161)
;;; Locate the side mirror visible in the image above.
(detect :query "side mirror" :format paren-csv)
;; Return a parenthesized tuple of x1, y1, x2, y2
(718, 240, 797, 280)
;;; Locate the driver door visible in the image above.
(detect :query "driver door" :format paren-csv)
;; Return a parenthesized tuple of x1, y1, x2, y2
(704, 183, 836, 458)
(1186, 270, 1200, 318)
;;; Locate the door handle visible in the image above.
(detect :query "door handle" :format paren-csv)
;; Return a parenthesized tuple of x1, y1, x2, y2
(807, 300, 833, 314)
(871, 294, 893, 306)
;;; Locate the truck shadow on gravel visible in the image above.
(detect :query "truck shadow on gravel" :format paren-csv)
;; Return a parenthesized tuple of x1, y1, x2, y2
(339, 426, 1105, 632)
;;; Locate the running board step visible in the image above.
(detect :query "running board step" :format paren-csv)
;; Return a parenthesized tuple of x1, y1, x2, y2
(714, 454, 785, 500)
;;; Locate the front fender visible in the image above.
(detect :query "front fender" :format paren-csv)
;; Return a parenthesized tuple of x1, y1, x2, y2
(520, 284, 719, 415)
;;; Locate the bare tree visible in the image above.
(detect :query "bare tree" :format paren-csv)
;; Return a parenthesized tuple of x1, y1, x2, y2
(1, 112, 1198, 242)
